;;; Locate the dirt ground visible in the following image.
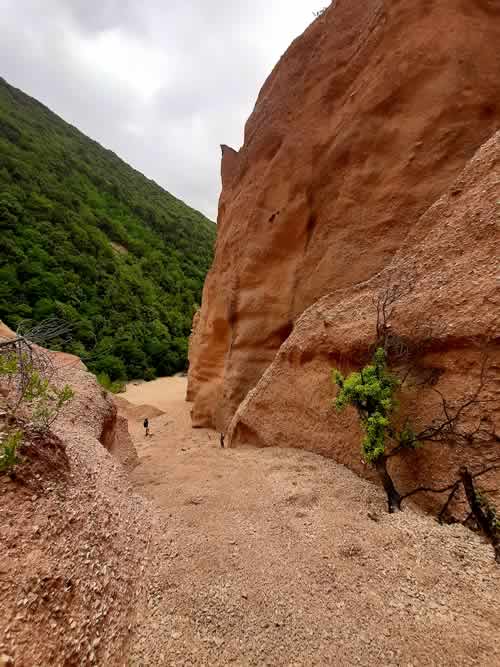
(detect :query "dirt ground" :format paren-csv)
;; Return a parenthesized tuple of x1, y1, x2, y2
(123, 377, 500, 667)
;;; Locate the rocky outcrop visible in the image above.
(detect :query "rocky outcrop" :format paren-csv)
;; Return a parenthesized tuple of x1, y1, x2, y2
(188, 0, 500, 431)
(0, 320, 15, 339)
(99, 409, 139, 471)
(1, 346, 148, 665)
(227, 131, 500, 506)
(58, 364, 139, 471)
(0, 319, 137, 470)
(186, 308, 201, 403)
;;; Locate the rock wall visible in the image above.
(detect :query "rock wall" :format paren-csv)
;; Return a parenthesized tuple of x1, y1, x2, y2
(186, 308, 201, 402)
(0, 320, 137, 470)
(227, 131, 500, 508)
(188, 0, 500, 431)
(58, 365, 140, 475)
(98, 406, 139, 471)
(1, 344, 148, 665)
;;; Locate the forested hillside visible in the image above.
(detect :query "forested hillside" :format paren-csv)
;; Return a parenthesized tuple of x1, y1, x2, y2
(0, 77, 216, 384)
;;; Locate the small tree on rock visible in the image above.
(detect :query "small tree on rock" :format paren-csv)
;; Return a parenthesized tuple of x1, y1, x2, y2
(331, 281, 500, 562)
(0, 320, 74, 476)
(333, 348, 419, 512)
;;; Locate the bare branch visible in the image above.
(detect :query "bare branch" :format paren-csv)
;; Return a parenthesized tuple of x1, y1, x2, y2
(400, 481, 458, 504)
(15, 318, 73, 346)
(472, 463, 500, 480)
(415, 354, 492, 447)
(437, 482, 461, 523)
(373, 274, 416, 347)
(460, 467, 500, 563)
(1, 319, 74, 417)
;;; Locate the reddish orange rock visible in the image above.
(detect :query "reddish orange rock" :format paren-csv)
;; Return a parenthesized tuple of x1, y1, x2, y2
(227, 131, 500, 507)
(188, 0, 500, 433)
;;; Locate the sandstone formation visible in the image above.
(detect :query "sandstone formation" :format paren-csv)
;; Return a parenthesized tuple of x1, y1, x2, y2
(1, 344, 147, 664)
(0, 320, 135, 468)
(227, 131, 500, 506)
(188, 0, 500, 432)
(0, 320, 15, 339)
(186, 308, 201, 402)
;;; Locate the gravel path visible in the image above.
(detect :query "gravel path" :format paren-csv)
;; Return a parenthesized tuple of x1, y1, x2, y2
(124, 378, 500, 666)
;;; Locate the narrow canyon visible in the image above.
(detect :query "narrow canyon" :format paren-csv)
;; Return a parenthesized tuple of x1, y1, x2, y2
(1, 1, 500, 665)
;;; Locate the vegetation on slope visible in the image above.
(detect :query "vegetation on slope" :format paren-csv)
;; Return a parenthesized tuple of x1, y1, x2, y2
(0, 77, 216, 382)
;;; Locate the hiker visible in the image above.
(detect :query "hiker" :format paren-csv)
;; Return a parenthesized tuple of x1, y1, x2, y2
(144, 417, 150, 438)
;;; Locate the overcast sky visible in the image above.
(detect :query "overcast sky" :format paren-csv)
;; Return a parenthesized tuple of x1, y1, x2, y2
(0, 0, 325, 219)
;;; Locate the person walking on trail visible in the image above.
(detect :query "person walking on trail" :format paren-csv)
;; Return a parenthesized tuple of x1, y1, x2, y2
(144, 417, 150, 438)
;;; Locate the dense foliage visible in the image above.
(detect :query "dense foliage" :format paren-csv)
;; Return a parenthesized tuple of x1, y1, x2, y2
(0, 77, 216, 381)
(333, 348, 401, 463)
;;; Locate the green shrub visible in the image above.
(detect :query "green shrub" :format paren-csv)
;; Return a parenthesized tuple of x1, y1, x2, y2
(30, 380, 75, 431)
(0, 349, 17, 376)
(333, 348, 400, 463)
(332, 348, 424, 513)
(144, 367, 156, 382)
(97, 372, 126, 394)
(476, 490, 500, 532)
(0, 429, 22, 474)
(0, 347, 74, 476)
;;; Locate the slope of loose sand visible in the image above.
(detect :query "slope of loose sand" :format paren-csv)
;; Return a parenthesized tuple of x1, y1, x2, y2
(122, 376, 188, 415)
(125, 377, 500, 666)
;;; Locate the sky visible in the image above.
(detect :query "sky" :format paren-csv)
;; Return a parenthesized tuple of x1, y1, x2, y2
(0, 0, 326, 220)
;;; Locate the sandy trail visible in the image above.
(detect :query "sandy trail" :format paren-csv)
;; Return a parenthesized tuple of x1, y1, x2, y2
(123, 378, 500, 666)
(121, 376, 189, 414)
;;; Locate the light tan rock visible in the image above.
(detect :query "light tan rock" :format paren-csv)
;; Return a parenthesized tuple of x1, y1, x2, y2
(114, 395, 165, 422)
(0, 320, 15, 339)
(188, 0, 500, 431)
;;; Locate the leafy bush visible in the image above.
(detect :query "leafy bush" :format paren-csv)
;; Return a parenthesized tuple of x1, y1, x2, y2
(0, 429, 22, 474)
(97, 372, 126, 394)
(332, 348, 422, 513)
(333, 348, 401, 463)
(0, 345, 74, 475)
(331, 283, 500, 561)
(0, 347, 17, 376)
(476, 490, 500, 532)
(29, 379, 75, 431)
(144, 368, 156, 382)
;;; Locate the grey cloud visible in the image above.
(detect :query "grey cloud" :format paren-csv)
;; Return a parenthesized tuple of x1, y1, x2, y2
(47, 0, 139, 34)
(1, 0, 325, 219)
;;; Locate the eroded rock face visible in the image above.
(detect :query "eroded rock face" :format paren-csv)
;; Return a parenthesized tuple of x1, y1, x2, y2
(0, 320, 15, 339)
(1, 347, 147, 665)
(99, 408, 139, 471)
(188, 0, 500, 431)
(186, 308, 201, 403)
(227, 132, 500, 508)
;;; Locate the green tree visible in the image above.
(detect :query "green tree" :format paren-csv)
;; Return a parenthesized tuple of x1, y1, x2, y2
(333, 349, 418, 512)
(0, 75, 216, 381)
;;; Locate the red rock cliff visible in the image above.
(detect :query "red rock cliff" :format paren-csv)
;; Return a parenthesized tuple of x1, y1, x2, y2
(188, 0, 500, 431)
(227, 131, 500, 508)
